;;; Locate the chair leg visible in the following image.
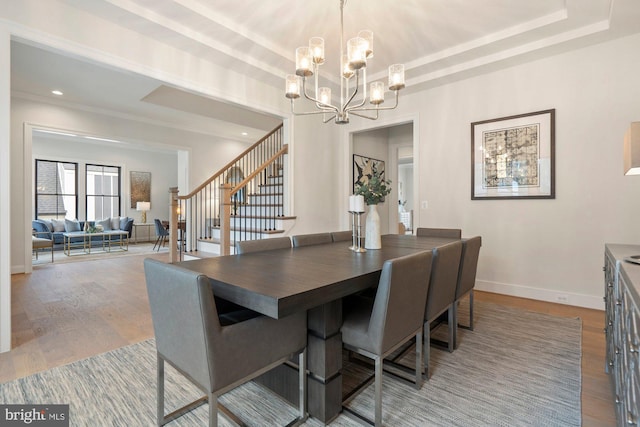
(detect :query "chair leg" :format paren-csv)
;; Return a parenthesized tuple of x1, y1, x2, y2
(153, 236, 161, 251)
(452, 302, 459, 350)
(447, 305, 454, 353)
(157, 355, 164, 427)
(423, 320, 431, 380)
(469, 290, 474, 331)
(415, 330, 423, 390)
(209, 392, 217, 427)
(375, 356, 382, 427)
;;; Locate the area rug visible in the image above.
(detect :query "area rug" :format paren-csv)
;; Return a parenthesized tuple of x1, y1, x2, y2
(33, 242, 166, 266)
(0, 301, 581, 426)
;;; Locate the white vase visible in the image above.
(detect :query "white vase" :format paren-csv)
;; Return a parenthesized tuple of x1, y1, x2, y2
(365, 204, 381, 249)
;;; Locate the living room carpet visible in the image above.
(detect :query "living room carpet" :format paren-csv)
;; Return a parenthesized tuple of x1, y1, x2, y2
(0, 301, 581, 426)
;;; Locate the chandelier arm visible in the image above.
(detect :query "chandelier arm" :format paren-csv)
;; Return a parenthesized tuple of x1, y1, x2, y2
(290, 99, 339, 116)
(350, 91, 400, 112)
(350, 110, 380, 121)
(302, 78, 338, 113)
(322, 114, 338, 123)
(342, 71, 361, 112)
(345, 69, 367, 112)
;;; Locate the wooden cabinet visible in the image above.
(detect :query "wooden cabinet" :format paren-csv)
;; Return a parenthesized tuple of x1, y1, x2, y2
(604, 244, 640, 425)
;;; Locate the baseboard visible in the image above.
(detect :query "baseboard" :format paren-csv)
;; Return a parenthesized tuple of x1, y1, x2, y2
(11, 264, 25, 275)
(476, 280, 604, 311)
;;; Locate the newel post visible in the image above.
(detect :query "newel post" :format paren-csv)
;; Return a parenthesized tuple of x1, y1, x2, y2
(220, 183, 232, 256)
(169, 187, 178, 263)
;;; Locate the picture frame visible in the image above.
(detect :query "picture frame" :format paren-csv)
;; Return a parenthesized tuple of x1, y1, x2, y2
(471, 109, 555, 200)
(130, 171, 151, 208)
(353, 154, 385, 193)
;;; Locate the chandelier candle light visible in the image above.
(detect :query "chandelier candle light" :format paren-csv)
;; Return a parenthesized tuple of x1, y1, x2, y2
(285, 0, 405, 124)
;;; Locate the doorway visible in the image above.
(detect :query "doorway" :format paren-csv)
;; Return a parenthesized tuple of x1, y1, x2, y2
(351, 122, 415, 235)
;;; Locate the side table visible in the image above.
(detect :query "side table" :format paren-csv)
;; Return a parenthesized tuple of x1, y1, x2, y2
(132, 223, 154, 243)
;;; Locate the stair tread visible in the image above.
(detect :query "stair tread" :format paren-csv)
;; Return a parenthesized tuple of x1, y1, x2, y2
(183, 250, 220, 259)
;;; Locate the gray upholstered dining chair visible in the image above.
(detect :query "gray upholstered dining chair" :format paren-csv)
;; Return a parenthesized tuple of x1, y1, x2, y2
(452, 236, 482, 349)
(144, 258, 308, 427)
(423, 240, 463, 379)
(153, 219, 169, 251)
(330, 230, 353, 242)
(341, 251, 433, 426)
(416, 227, 462, 239)
(291, 232, 333, 247)
(235, 236, 292, 254)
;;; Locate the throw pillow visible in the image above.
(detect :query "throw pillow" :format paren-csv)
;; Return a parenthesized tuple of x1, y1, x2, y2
(119, 216, 129, 231)
(64, 219, 81, 232)
(111, 216, 121, 230)
(97, 218, 112, 231)
(51, 219, 66, 232)
(39, 219, 54, 232)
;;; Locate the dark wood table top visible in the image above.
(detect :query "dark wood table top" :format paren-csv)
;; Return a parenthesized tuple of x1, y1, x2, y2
(176, 234, 457, 319)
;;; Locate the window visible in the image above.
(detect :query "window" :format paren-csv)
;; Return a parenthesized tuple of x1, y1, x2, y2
(35, 159, 78, 220)
(86, 164, 121, 220)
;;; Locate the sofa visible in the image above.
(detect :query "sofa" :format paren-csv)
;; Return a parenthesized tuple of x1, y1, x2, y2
(32, 217, 134, 250)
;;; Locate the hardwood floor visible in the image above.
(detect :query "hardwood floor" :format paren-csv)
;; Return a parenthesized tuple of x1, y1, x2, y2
(0, 253, 616, 425)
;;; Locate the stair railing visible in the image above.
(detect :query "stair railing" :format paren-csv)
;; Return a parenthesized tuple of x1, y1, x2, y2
(170, 124, 285, 261)
(219, 146, 288, 255)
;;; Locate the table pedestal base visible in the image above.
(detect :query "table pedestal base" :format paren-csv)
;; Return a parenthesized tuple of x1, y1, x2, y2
(256, 299, 343, 423)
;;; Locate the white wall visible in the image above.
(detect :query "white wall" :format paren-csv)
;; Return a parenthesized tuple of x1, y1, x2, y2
(0, 28, 11, 352)
(346, 33, 640, 308)
(286, 114, 343, 235)
(389, 123, 414, 227)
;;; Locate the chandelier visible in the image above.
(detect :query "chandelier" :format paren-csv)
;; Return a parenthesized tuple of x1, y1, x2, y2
(284, 0, 405, 125)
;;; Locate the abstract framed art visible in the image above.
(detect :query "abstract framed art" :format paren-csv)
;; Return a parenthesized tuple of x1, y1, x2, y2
(130, 171, 151, 208)
(353, 154, 385, 193)
(471, 109, 555, 200)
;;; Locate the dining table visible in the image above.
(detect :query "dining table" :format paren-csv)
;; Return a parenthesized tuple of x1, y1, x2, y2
(176, 234, 459, 423)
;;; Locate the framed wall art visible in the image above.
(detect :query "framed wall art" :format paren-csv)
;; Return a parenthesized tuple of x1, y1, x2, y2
(130, 171, 151, 208)
(353, 154, 385, 193)
(471, 109, 555, 200)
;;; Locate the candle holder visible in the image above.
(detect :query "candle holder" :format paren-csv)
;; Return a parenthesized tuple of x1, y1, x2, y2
(348, 194, 366, 252)
(349, 211, 357, 251)
(352, 211, 366, 253)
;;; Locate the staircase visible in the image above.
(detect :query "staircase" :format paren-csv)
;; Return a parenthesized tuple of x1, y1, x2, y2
(200, 168, 295, 254)
(174, 124, 295, 257)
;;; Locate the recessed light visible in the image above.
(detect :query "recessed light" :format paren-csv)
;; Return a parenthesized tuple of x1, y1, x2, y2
(51, 90, 63, 96)
(241, 132, 248, 136)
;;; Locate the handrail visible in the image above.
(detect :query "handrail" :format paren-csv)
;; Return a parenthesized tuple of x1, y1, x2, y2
(179, 123, 283, 199)
(230, 146, 288, 196)
(175, 123, 286, 256)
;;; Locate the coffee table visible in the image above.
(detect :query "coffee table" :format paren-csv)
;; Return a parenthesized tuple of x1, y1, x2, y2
(62, 231, 129, 256)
